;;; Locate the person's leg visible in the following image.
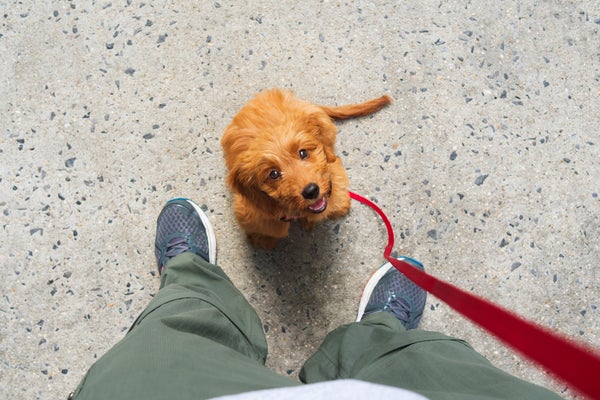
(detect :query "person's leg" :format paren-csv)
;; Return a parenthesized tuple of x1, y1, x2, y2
(300, 259, 563, 400)
(71, 199, 298, 400)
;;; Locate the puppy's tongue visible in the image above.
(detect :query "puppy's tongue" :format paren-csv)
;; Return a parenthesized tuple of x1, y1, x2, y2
(308, 197, 327, 213)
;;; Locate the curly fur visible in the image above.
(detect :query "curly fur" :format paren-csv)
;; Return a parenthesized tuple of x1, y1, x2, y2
(221, 89, 391, 249)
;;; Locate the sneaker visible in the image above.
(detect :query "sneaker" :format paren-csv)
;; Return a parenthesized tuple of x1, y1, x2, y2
(154, 198, 217, 274)
(356, 257, 426, 329)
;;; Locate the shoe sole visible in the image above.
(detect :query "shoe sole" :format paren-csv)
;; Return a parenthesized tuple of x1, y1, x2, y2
(356, 257, 423, 322)
(167, 198, 217, 265)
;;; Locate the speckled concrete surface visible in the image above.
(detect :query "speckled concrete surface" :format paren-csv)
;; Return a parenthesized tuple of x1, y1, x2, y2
(1, 1, 599, 399)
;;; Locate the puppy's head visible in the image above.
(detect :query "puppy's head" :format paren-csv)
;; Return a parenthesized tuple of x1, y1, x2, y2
(222, 89, 340, 219)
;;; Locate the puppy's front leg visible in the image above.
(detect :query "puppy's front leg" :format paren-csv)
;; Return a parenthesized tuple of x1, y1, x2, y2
(246, 219, 290, 249)
(233, 195, 290, 249)
(325, 158, 351, 220)
(247, 233, 281, 249)
(300, 218, 316, 230)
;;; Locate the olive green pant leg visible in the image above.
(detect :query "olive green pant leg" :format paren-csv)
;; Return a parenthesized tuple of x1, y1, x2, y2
(300, 312, 563, 400)
(72, 253, 299, 400)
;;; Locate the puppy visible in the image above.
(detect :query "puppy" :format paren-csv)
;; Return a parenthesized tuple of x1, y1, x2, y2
(221, 89, 391, 249)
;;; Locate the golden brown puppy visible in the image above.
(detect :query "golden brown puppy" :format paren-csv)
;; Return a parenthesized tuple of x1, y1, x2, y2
(221, 89, 391, 249)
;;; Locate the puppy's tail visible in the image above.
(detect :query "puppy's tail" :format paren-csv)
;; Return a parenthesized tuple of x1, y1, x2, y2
(320, 95, 392, 120)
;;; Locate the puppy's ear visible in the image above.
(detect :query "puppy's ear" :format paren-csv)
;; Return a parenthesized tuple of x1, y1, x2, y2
(227, 164, 278, 213)
(304, 111, 338, 163)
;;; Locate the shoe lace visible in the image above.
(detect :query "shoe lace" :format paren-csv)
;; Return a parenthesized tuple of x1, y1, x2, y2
(166, 236, 190, 258)
(385, 293, 413, 325)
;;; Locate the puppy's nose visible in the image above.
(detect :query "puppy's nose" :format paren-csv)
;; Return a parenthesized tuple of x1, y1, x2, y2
(302, 183, 320, 200)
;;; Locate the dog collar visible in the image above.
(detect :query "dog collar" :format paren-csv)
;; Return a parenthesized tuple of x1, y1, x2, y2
(280, 214, 301, 222)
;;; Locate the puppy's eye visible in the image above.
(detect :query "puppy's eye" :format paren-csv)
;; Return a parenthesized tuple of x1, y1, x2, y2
(269, 170, 281, 180)
(299, 149, 309, 159)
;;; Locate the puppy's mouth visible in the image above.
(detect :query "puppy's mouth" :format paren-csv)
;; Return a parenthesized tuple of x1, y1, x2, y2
(306, 181, 332, 214)
(307, 196, 327, 214)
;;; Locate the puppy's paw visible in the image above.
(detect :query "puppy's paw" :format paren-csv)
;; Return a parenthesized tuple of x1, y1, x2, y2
(300, 218, 316, 230)
(248, 233, 280, 249)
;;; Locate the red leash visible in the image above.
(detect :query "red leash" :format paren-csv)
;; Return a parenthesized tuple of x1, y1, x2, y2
(349, 190, 600, 399)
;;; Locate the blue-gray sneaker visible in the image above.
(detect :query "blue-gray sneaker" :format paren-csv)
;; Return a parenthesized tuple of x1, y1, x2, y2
(154, 198, 216, 274)
(356, 257, 426, 329)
